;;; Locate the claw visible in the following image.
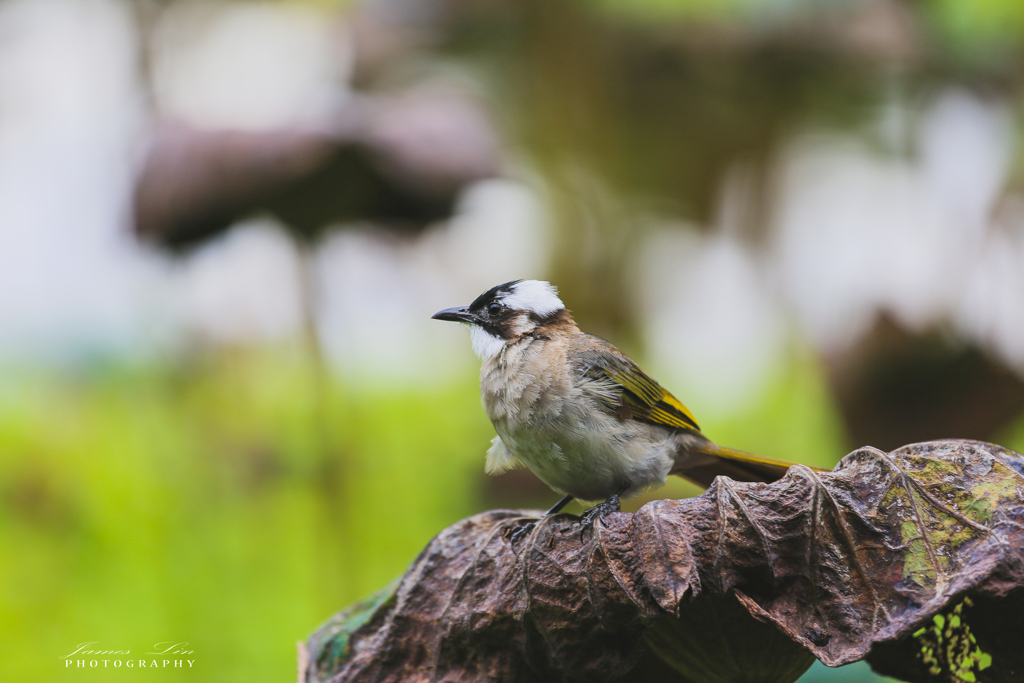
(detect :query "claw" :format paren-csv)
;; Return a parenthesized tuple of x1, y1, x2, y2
(576, 494, 621, 541)
(504, 521, 536, 548)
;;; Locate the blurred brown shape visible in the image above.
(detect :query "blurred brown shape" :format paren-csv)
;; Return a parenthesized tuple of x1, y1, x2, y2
(436, 0, 920, 338)
(477, 467, 554, 510)
(305, 440, 1024, 682)
(827, 314, 1024, 452)
(133, 90, 499, 250)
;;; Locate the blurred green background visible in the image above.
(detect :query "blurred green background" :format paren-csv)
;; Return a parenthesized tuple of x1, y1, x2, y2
(4, 0, 1024, 681)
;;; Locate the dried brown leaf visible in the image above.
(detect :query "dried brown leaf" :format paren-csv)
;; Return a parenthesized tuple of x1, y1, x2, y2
(304, 440, 1024, 683)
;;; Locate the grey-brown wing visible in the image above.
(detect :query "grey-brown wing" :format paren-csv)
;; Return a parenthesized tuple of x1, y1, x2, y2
(573, 336, 701, 432)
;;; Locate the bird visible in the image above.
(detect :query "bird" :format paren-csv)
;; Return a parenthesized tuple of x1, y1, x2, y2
(432, 279, 820, 544)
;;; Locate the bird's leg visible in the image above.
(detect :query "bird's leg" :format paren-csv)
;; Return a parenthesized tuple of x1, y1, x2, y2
(577, 486, 627, 540)
(505, 494, 575, 547)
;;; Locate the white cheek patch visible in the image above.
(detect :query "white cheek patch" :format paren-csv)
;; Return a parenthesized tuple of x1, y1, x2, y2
(470, 324, 504, 360)
(502, 280, 564, 317)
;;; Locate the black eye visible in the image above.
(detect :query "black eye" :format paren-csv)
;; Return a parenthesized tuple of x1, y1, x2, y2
(487, 303, 503, 316)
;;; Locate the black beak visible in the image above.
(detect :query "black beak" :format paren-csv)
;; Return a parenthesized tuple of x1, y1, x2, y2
(431, 306, 476, 324)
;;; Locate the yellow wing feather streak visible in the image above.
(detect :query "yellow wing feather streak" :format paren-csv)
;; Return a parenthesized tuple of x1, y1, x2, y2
(592, 348, 824, 483)
(657, 391, 700, 429)
(605, 368, 700, 432)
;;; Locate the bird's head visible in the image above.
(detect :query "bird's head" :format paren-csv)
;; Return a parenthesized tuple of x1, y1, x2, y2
(432, 280, 573, 360)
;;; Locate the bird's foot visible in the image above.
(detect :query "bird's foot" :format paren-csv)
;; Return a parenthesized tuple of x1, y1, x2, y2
(576, 495, 620, 541)
(504, 521, 536, 548)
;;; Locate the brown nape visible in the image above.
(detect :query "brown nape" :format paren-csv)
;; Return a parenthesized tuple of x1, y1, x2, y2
(530, 309, 578, 339)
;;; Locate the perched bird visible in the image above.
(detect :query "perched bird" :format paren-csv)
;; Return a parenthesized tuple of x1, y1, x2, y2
(433, 280, 818, 543)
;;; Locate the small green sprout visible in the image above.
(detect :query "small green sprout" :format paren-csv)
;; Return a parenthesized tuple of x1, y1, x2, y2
(913, 597, 993, 682)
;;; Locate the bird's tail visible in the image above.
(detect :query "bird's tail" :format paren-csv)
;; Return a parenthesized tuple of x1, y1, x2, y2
(677, 442, 827, 489)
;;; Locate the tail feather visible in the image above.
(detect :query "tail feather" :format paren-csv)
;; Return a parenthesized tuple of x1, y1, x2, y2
(677, 443, 827, 489)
